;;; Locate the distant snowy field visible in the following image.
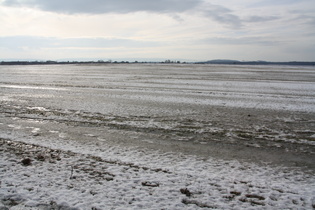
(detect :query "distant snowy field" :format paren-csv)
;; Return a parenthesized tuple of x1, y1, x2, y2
(0, 64, 315, 209)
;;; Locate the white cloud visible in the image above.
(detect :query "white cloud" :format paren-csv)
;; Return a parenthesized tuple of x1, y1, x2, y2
(0, 0, 314, 61)
(0, 36, 161, 49)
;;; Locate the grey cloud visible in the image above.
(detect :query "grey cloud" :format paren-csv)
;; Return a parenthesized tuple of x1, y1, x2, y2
(2, 0, 202, 14)
(291, 11, 315, 26)
(244, 16, 279, 23)
(249, 0, 311, 7)
(298, 15, 315, 27)
(2, 0, 271, 29)
(201, 4, 242, 29)
(203, 6, 282, 29)
(202, 37, 281, 46)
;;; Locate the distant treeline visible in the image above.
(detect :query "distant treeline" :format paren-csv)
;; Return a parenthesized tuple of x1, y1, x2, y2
(0, 60, 121, 65)
(0, 60, 181, 65)
(1, 60, 315, 66)
(196, 60, 315, 66)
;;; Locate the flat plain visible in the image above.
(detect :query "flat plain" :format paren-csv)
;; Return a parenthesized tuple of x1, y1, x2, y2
(1, 64, 315, 209)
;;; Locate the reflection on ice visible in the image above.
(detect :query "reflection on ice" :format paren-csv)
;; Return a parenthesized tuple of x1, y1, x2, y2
(0, 84, 66, 91)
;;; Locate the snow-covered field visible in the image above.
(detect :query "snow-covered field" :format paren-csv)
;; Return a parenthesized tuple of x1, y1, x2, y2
(0, 64, 315, 209)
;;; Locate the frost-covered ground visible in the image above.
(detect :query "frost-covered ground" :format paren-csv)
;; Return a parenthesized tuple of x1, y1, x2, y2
(0, 64, 315, 209)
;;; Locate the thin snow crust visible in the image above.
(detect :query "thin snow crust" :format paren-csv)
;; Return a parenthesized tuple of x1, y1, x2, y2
(1, 64, 315, 209)
(1, 136, 315, 210)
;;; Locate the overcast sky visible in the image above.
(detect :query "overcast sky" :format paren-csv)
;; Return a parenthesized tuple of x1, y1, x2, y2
(0, 0, 314, 61)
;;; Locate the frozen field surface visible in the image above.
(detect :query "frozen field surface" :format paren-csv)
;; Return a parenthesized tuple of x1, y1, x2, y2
(0, 64, 315, 209)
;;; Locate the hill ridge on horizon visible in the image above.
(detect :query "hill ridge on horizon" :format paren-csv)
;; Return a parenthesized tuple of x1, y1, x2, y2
(1, 59, 315, 66)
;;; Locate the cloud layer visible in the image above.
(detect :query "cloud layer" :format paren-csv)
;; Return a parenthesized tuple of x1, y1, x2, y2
(3, 0, 202, 14)
(2, 0, 279, 29)
(0, 36, 160, 49)
(1, 0, 314, 61)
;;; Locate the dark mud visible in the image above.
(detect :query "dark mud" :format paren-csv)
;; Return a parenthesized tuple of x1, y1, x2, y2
(1, 102, 314, 171)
